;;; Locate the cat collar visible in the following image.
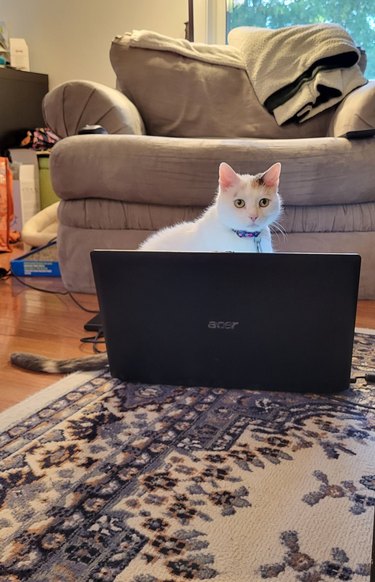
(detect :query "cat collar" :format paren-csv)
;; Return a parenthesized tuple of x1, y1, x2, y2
(232, 229, 263, 252)
(232, 229, 261, 238)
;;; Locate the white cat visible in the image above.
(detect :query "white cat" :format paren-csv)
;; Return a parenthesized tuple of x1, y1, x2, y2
(10, 161, 283, 375)
(139, 161, 282, 253)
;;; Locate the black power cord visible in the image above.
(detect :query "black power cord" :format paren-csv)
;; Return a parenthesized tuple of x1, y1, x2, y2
(0, 267, 10, 280)
(1, 266, 102, 353)
(4, 269, 98, 313)
(350, 374, 375, 384)
(80, 330, 106, 354)
(1, 237, 98, 313)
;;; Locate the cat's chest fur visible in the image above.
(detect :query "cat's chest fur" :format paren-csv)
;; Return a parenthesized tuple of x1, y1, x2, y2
(140, 206, 272, 252)
(201, 206, 272, 252)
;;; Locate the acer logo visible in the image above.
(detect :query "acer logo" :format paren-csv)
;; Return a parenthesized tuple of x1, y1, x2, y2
(208, 321, 239, 330)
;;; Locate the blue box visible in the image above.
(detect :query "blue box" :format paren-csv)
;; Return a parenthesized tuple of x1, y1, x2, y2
(11, 241, 61, 277)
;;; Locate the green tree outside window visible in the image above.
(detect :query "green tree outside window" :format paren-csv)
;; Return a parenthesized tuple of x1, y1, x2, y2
(226, 0, 375, 79)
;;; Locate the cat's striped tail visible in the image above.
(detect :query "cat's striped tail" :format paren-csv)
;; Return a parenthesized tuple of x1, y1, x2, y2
(10, 352, 108, 374)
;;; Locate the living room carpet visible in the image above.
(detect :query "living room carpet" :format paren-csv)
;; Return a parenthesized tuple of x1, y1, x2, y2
(1, 332, 374, 582)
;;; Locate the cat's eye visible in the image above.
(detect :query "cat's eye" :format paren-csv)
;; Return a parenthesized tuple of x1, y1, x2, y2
(234, 199, 245, 208)
(259, 198, 270, 208)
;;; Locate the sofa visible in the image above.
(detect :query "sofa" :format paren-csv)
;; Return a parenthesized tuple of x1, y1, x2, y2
(43, 27, 375, 297)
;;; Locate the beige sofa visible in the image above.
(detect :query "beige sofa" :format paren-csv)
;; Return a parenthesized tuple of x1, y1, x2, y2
(43, 29, 375, 297)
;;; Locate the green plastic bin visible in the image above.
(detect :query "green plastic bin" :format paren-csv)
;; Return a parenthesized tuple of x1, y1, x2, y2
(38, 153, 60, 209)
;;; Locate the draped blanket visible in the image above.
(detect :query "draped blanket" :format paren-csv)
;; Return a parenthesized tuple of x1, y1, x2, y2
(127, 29, 246, 70)
(228, 24, 367, 125)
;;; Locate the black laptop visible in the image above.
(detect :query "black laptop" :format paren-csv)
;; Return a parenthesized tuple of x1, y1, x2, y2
(90, 251, 361, 393)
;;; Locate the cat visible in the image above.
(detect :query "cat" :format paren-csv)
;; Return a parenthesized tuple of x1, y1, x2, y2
(10, 161, 282, 374)
(140, 161, 282, 252)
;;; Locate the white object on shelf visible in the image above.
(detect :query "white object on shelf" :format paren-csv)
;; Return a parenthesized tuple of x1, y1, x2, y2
(9, 38, 29, 71)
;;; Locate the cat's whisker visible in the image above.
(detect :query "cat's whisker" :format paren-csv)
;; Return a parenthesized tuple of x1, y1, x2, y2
(270, 221, 287, 241)
(274, 220, 287, 233)
(274, 229, 287, 241)
(274, 227, 286, 240)
(273, 218, 286, 230)
(273, 221, 288, 237)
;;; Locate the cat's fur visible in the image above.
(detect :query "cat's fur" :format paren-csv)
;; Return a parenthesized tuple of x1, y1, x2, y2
(140, 161, 282, 252)
(10, 352, 108, 374)
(10, 162, 282, 374)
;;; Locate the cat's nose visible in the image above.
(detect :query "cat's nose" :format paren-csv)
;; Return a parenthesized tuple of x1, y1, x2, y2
(249, 215, 258, 222)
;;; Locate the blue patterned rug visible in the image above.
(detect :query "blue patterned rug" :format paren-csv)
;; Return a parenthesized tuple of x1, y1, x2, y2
(1, 332, 374, 581)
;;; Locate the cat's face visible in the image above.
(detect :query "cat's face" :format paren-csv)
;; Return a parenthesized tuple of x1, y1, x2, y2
(216, 162, 282, 232)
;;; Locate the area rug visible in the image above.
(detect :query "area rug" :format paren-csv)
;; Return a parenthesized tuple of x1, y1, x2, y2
(1, 332, 374, 582)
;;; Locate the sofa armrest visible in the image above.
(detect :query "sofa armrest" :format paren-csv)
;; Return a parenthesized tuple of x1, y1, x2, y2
(42, 80, 145, 138)
(327, 80, 375, 138)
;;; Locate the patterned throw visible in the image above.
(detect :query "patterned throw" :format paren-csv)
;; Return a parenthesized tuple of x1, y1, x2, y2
(1, 333, 374, 582)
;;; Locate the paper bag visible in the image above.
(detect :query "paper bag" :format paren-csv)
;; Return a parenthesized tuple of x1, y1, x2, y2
(0, 157, 19, 251)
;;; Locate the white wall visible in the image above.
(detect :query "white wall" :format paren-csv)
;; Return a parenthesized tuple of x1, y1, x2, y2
(0, 0, 187, 88)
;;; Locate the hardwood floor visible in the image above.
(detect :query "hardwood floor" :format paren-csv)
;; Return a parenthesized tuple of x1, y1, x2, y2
(0, 245, 100, 411)
(0, 245, 374, 413)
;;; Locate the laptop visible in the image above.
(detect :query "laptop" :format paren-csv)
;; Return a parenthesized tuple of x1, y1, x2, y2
(90, 251, 361, 393)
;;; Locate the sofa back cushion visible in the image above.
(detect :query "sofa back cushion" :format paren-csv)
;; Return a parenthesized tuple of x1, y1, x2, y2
(110, 31, 332, 139)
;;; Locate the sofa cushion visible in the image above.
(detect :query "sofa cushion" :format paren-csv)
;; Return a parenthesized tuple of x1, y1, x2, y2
(59, 198, 375, 235)
(50, 134, 375, 207)
(327, 80, 375, 137)
(110, 30, 332, 139)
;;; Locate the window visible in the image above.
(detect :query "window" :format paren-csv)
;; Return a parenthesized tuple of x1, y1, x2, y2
(226, 0, 375, 79)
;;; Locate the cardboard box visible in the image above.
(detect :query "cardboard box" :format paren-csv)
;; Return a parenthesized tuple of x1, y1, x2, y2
(11, 240, 60, 277)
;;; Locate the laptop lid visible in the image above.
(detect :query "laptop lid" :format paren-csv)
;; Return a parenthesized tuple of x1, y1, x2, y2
(91, 251, 360, 393)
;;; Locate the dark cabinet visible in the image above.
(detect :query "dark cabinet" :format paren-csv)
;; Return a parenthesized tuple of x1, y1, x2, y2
(0, 68, 49, 148)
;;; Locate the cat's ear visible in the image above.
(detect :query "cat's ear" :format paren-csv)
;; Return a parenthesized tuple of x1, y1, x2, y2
(262, 162, 281, 188)
(219, 162, 239, 190)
